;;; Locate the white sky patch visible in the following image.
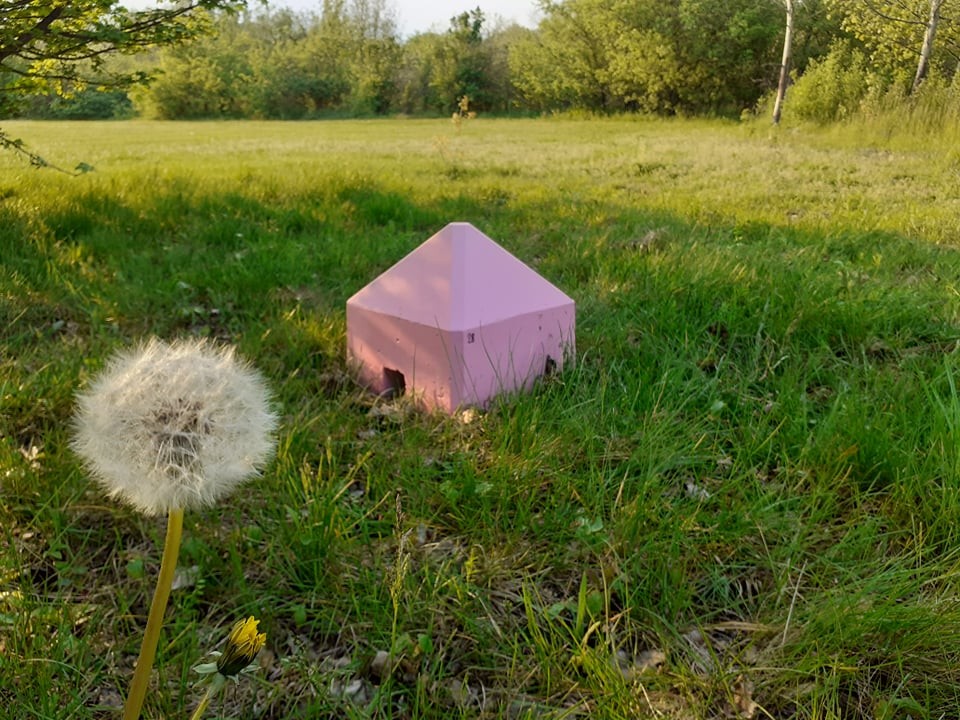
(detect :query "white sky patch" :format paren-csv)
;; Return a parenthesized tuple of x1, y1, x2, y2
(123, 0, 541, 37)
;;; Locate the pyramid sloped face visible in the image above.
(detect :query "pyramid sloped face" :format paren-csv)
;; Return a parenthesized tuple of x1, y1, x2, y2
(346, 222, 573, 330)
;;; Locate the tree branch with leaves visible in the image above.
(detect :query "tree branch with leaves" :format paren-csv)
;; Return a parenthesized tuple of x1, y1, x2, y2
(0, 0, 247, 166)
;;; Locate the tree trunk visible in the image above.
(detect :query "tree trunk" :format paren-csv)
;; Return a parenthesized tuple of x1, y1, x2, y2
(912, 0, 944, 93)
(772, 0, 794, 125)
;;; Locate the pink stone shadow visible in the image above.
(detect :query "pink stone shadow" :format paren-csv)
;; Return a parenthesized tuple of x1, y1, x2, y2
(346, 222, 576, 413)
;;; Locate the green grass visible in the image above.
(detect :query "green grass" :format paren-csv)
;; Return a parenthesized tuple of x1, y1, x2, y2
(2, 116, 960, 718)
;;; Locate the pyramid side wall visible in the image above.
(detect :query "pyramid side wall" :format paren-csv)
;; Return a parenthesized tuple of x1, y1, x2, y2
(346, 304, 466, 412)
(457, 303, 576, 407)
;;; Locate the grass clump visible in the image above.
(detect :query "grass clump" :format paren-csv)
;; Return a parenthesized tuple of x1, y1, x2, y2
(2, 117, 960, 718)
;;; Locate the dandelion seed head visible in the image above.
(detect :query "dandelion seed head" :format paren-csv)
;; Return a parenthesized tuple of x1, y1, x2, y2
(72, 338, 277, 515)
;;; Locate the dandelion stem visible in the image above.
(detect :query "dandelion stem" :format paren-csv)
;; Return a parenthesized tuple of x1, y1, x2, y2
(123, 506, 185, 720)
(188, 674, 224, 720)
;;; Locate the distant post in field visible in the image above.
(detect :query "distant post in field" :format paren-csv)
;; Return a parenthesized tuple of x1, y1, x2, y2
(346, 222, 576, 413)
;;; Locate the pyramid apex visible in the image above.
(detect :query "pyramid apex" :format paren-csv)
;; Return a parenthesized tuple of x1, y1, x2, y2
(433, 221, 489, 241)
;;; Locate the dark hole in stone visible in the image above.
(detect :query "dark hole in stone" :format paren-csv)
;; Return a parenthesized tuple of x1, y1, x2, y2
(382, 367, 406, 398)
(544, 355, 557, 376)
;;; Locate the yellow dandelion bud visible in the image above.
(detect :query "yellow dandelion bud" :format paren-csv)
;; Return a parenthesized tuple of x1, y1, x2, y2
(216, 616, 267, 678)
(190, 616, 267, 720)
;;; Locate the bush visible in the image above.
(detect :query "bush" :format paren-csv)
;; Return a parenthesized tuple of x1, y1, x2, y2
(17, 88, 134, 119)
(787, 43, 871, 123)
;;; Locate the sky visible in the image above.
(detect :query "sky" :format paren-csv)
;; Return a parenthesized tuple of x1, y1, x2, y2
(125, 1, 542, 37)
(395, 0, 542, 35)
(275, 0, 542, 36)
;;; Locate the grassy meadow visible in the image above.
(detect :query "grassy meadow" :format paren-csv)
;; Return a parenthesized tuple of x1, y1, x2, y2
(2, 116, 960, 718)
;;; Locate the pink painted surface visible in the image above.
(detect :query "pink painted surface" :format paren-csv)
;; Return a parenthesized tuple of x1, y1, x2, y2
(346, 222, 575, 413)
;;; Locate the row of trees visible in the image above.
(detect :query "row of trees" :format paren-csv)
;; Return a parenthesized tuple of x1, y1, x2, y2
(135, 2, 511, 118)
(2, 0, 959, 123)
(129, 0, 822, 119)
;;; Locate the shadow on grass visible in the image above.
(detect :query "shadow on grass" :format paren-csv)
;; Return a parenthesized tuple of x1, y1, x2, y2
(3, 172, 958, 475)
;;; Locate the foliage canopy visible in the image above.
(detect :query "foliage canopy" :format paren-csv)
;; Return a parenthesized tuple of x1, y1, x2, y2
(0, 1, 248, 96)
(0, 0, 244, 165)
(3, 0, 960, 124)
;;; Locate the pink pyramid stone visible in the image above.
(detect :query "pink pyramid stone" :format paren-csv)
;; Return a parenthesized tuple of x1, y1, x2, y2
(346, 222, 575, 413)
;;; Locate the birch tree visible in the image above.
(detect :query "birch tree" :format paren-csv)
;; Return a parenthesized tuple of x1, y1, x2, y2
(913, 0, 945, 90)
(828, 0, 959, 87)
(773, 0, 795, 123)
